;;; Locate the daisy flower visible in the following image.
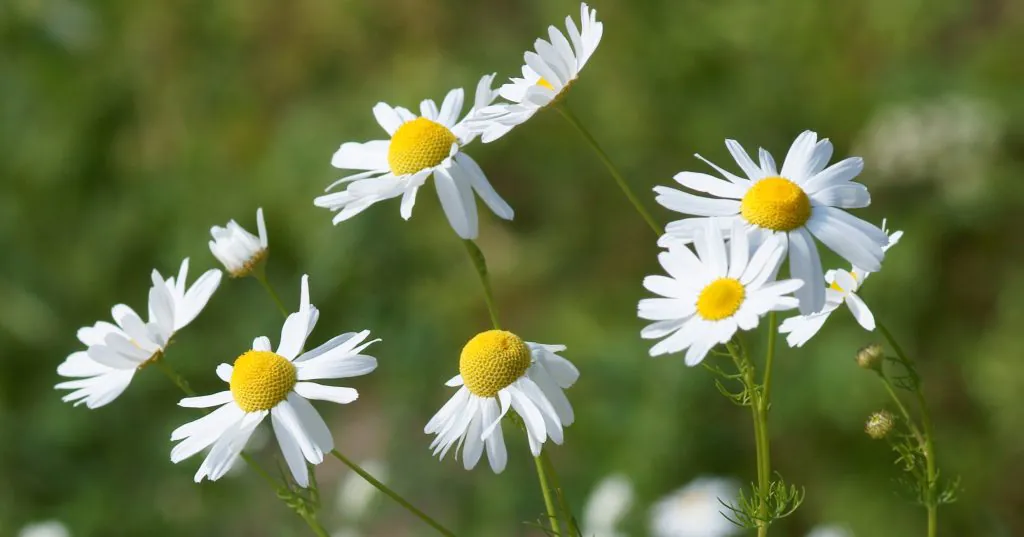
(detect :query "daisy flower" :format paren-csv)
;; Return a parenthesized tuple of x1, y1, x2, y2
(56, 259, 221, 409)
(581, 474, 634, 537)
(209, 207, 268, 277)
(313, 74, 512, 240)
(640, 219, 803, 365)
(655, 131, 890, 314)
(649, 477, 741, 537)
(170, 275, 378, 486)
(779, 221, 903, 347)
(424, 330, 578, 473)
(468, 3, 603, 143)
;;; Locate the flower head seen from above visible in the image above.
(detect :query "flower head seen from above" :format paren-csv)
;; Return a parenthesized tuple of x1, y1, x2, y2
(779, 221, 903, 347)
(640, 220, 803, 365)
(649, 477, 741, 537)
(655, 131, 890, 314)
(56, 258, 221, 409)
(313, 74, 513, 240)
(209, 207, 268, 278)
(424, 330, 579, 473)
(468, 2, 603, 143)
(170, 275, 379, 486)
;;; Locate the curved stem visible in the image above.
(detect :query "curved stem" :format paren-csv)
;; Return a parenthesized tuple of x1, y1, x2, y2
(330, 450, 457, 537)
(463, 239, 501, 329)
(253, 268, 289, 318)
(543, 451, 577, 536)
(554, 103, 662, 236)
(534, 455, 562, 536)
(876, 372, 925, 447)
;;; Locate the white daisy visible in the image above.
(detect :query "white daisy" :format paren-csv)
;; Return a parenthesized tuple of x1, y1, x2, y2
(209, 207, 268, 277)
(581, 474, 634, 537)
(779, 222, 903, 347)
(170, 275, 379, 486)
(424, 330, 578, 473)
(640, 219, 803, 365)
(655, 131, 889, 314)
(56, 258, 221, 409)
(649, 477, 741, 537)
(807, 525, 855, 537)
(18, 521, 70, 537)
(468, 3, 603, 143)
(313, 74, 512, 239)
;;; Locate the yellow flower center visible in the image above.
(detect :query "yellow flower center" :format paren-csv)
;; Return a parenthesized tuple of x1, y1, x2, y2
(230, 350, 297, 412)
(740, 177, 812, 231)
(387, 117, 458, 176)
(830, 271, 859, 292)
(459, 330, 531, 398)
(696, 278, 746, 321)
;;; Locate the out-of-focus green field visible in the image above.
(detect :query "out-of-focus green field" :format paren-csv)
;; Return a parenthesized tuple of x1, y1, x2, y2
(2, 0, 1023, 535)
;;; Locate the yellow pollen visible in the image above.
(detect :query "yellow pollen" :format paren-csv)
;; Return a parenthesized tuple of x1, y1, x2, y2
(740, 177, 812, 231)
(459, 330, 531, 398)
(830, 271, 859, 292)
(696, 278, 746, 321)
(387, 117, 458, 176)
(536, 77, 555, 90)
(230, 350, 297, 412)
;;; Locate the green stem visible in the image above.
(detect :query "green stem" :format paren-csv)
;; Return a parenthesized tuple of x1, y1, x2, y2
(543, 451, 578, 536)
(330, 450, 456, 537)
(554, 103, 662, 236)
(462, 239, 501, 329)
(759, 314, 776, 498)
(725, 341, 768, 537)
(253, 268, 289, 318)
(876, 372, 925, 447)
(878, 322, 938, 537)
(534, 455, 562, 536)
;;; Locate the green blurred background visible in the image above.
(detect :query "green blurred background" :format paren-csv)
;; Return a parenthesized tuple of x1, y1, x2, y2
(2, 0, 1023, 535)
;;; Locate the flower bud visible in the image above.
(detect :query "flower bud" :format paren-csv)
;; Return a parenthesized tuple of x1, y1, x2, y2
(856, 344, 885, 371)
(865, 410, 895, 439)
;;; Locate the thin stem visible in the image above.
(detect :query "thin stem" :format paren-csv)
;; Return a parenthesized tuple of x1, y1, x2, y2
(876, 372, 925, 447)
(462, 239, 501, 329)
(554, 103, 662, 236)
(299, 514, 330, 537)
(154, 358, 195, 396)
(330, 450, 456, 537)
(534, 455, 562, 536)
(253, 268, 289, 318)
(725, 341, 768, 537)
(758, 314, 777, 505)
(543, 451, 578, 536)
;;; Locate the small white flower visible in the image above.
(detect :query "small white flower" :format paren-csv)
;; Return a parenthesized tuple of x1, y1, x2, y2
(582, 474, 634, 537)
(209, 207, 268, 277)
(655, 131, 889, 314)
(170, 275, 379, 486)
(56, 258, 221, 408)
(314, 74, 512, 239)
(468, 3, 603, 142)
(807, 525, 855, 537)
(336, 460, 387, 520)
(425, 330, 578, 473)
(18, 521, 70, 537)
(779, 222, 903, 347)
(649, 477, 741, 537)
(640, 219, 803, 365)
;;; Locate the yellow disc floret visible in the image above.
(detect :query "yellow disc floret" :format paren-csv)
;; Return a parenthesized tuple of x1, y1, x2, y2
(459, 330, 531, 398)
(740, 177, 812, 231)
(387, 117, 458, 176)
(230, 350, 297, 412)
(696, 278, 746, 321)
(536, 77, 555, 90)
(830, 271, 858, 292)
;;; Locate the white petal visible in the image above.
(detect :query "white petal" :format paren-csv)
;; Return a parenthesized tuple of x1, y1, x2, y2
(179, 391, 233, 408)
(293, 382, 359, 405)
(810, 183, 870, 209)
(288, 393, 334, 457)
(273, 412, 310, 487)
(216, 363, 233, 383)
(654, 187, 740, 217)
(372, 103, 404, 135)
(725, 139, 765, 180)
(846, 293, 876, 331)
(253, 336, 272, 351)
(788, 228, 826, 314)
(457, 153, 514, 220)
(331, 140, 390, 171)
(433, 166, 478, 239)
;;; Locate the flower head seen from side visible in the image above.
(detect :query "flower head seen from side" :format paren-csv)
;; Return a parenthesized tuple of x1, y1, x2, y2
(779, 221, 903, 347)
(640, 220, 803, 365)
(649, 477, 741, 537)
(209, 207, 268, 278)
(424, 330, 578, 473)
(170, 275, 379, 486)
(655, 131, 890, 314)
(56, 258, 221, 409)
(468, 2, 603, 143)
(313, 74, 513, 240)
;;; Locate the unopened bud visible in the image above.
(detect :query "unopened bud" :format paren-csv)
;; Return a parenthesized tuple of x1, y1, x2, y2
(856, 344, 885, 371)
(865, 410, 895, 439)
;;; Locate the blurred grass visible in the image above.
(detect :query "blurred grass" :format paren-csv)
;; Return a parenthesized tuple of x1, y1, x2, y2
(1, 0, 1023, 535)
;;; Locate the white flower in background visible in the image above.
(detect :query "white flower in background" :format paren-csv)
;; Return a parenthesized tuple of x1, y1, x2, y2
(807, 525, 854, 537)
(650, 477, 741, 537)
(336, 460, 387, 520)
(56, 259, 221, 408)
(655, 131, 889, 314)
(468, 3, 603, 143)
(582, 474, 634, 537)
(170, 275, 379, 486)
(779, 221, 903, 347)
(314, 74, 512, 239)
(640, 219, 803, 365)
(18, 521, 70, 537)
(209, 207, 268, 277)
(425, 330, 578, 473)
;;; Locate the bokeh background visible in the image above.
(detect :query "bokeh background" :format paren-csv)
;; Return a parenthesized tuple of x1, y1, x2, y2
(2, 0, 1023, 535)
